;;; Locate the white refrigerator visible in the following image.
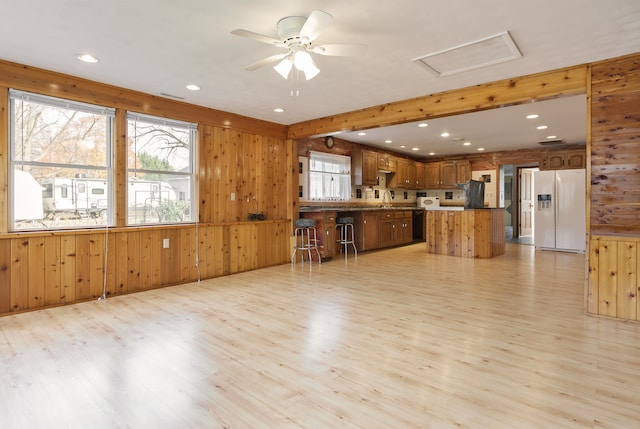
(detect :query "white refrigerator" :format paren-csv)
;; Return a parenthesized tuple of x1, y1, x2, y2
(533, 169, 586, 253)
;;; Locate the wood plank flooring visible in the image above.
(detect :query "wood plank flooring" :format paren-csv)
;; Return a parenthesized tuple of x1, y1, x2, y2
(1, 243, 640, 428)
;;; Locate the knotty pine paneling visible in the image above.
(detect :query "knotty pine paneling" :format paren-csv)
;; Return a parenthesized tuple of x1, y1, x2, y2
(0, 221, 290, 316)
(589, 236, 640, 321)
(591, 54, 640, 237)
(199, 125, 288, 224)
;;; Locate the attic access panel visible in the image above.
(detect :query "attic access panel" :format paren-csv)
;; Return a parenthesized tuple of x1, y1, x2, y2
(412, 31, 522, 77)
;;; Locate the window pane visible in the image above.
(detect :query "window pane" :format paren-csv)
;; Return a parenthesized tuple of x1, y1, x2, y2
(13, 166, 109, 230)
(13, 99, 109, 167)
(128, 118, 192, 173)
(127, 173, 191, 224)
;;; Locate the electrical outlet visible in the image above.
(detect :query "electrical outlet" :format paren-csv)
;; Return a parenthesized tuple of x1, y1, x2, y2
(230, 192, 236, 201)
(163, 238, 170, 248)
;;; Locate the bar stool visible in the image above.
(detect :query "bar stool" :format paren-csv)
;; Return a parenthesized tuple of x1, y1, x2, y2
(292, 218, 322, 265)
(336, 216, 357, 260)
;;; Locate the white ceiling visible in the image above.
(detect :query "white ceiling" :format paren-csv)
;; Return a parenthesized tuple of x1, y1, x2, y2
(1, 1, 639, 156)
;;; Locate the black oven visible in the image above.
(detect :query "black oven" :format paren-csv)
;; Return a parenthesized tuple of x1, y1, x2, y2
(412, 209, 425, 241)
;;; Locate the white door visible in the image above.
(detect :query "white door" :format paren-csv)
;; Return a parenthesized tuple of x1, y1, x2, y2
(519, 168, 534, 236)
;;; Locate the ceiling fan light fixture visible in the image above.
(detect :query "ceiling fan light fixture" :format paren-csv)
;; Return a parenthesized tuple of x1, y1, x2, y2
(274, 58, 293, 79)
(301, 61, 320, 80)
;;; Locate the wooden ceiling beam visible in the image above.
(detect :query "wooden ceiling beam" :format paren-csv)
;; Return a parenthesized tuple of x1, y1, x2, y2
(287, 65, 588, 139)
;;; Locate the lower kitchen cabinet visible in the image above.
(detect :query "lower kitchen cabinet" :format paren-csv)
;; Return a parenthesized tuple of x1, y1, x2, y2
(355, 211, 380, 251)
(302, 209, 416, 257)
(380, 211, 412, 247)
(301, 211, 337, 260)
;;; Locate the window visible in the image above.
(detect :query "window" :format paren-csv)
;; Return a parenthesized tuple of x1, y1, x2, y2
(127, 113, 196, 224)
(308, 151, 351, 201)
(10, 90, 114, 230)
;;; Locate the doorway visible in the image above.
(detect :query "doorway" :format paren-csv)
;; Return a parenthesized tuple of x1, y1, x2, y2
(502, 164, 538, 245)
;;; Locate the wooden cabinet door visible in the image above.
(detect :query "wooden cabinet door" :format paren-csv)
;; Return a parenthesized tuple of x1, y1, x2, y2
(425, 163, 440, 188)
(355, 212, 380, 250)
(401, 212, 413, 244)
(352, 149, 378, 186)
(565, 150, 586, 169)
(415, 162, 426, 189)
(388, 158, 408, 188)
(455, 160, 471, 184)
(377, 153, 397, 173)
(323, 213, 336, 258)
(546, 153, 565, 169)
(440, 162, 457, 187)
(379, 211, 396, 246)
(362, 150, 378, 185)
(406, 160, 417, 189)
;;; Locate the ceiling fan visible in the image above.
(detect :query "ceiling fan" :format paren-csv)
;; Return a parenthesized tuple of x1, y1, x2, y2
(231, 10, 367, 80)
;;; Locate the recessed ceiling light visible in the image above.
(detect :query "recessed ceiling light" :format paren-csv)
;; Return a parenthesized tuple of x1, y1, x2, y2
(477, 147, 485, 151)
(412, 147, 419, 151)
(385, 139, 393, 143)
(400, 145, 407, 148)
(429, 152, 435, 156)
(526, 114, 539, 119)
(77, 54, 99, 63)
(536, 125, 548, 130)
(463, 142, 471, 146)
(546, 135, 557, 139)
(441, 132, 450, 137)
(358, 132, 366, 136)
(186, 84, 201, 91)
(273, 108, 285, 113)
(418, 123, 429, 128)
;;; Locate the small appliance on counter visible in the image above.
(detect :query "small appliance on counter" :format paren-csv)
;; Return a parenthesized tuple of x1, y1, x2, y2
(417, 197, 439, 209)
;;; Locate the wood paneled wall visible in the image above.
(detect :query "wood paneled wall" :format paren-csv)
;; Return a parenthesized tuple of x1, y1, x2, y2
(0, 222, 289, 314)
(588, 235, 640, 321)
(587, 53, 640, 321)
(590, 55, 640, 236)
(0, 59, 291, 316)
(199, 125, 288, 223)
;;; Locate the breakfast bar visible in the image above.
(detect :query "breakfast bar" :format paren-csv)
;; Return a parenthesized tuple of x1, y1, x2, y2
(425, 208, 505, 258)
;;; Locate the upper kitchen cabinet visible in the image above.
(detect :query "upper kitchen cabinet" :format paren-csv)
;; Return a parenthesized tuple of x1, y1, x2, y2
(377, 153, 397, 173)
(352, 148, 378, 186)
(415, 162, 426, 189)
(425, 160, 471, 188)
(542, 149, 586, 170)
(387, 158, 410, 189)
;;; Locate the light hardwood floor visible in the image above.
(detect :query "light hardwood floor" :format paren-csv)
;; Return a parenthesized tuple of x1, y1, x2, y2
(1, 243, 640, 428)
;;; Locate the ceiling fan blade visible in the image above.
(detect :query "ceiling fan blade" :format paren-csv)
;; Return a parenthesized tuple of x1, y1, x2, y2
(300, 10, 333, 42)
(231, 29, 285, 47)
(244, 53, 289, 71)
(311, 44, 367, 57)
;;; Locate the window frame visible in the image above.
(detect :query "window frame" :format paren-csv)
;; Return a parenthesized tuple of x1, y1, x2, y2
(9, 90, 115, 231)
(307, 150, 351, 202)
(126, 112, 197, 225)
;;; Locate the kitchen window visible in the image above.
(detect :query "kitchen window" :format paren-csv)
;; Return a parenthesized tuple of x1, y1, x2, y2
(127, 113, 196, 225)
(308, 151, 351, 201)
(9, 90, 114, 230)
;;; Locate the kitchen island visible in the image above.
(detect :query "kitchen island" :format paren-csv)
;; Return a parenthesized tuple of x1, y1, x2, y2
(425, 208, 505, 258)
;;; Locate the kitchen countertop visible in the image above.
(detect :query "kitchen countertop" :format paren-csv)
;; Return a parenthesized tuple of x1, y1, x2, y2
(299, 205, 416, 212)
(299, 205, 473, 212)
